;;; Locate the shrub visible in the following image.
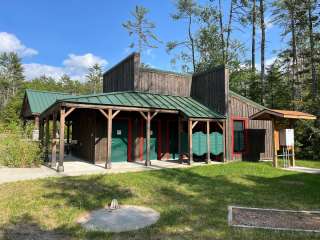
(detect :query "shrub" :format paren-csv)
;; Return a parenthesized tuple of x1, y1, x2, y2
(0, 122, 42, 167)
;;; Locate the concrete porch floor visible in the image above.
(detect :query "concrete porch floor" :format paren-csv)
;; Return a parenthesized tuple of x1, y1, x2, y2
(0, 155, 222, 184)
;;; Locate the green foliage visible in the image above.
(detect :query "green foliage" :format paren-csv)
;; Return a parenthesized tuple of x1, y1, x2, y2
(86, 64, 103, 94)
(0, 122, 42, 167)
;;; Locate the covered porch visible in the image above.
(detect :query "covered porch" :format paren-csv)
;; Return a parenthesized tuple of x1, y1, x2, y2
(39, 92, 226, 172)
(250, 109, 316, 168)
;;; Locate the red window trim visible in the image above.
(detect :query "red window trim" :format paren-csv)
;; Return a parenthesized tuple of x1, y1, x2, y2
(231, 116, 249, 159)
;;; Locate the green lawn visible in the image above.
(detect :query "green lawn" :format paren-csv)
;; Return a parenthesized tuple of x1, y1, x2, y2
(296, 160, 320, 169)
(0, 162, 320, 240)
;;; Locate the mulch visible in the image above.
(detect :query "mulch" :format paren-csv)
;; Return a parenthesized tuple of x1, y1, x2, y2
(231, 207, 320, 231)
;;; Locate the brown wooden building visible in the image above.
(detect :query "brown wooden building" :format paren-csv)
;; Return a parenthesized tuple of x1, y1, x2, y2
(21, 52, 315, 172)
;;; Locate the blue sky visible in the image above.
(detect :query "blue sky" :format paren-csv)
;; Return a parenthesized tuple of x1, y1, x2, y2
(0, 0, 286, 80)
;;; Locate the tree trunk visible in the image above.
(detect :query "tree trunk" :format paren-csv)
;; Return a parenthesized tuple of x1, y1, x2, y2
(226, 0, 234, 64)
(188, 15, 196, 72)
(290, 12, 298, 109)
(218, 0, 226, 63)
(260, 0, 266, 105)
(252, 0, 256, 73)
(308, 2, 318, 99)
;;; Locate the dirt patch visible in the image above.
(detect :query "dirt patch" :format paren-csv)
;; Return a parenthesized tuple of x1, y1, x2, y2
(2, 222, 70, 240)
(230, 206, 320, 232)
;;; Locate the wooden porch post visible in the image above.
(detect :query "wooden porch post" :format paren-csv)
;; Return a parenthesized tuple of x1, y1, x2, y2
(34, 115, 40, 130)
(222, 120, 227, 162)
(106, 109, 113, 169)
(145, 112, 151, 166)
(58, 108, 65, 172)
(178, 117, 182, 163)
(188, 119, 193, 165)
(39, 119, 44, 145)
(66, 121, 70, 154)
(45, 117, 50, 163)
(51, 112, 57, 168)
(206, 121, 211, 163)
(272, 118, 278, 168)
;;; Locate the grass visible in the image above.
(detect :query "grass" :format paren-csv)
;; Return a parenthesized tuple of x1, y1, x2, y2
(0, 162, 320, 240)
(296, 160, 320, 169)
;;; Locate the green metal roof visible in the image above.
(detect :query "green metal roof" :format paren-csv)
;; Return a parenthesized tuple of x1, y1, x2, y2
(57, 91, 225, 119)
(25, 89, 75, 115)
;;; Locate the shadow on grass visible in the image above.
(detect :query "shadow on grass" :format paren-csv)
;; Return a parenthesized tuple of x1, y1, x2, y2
(42, 174, 133, 211)
(0, 214, 73, 240)
(31, 162, 320, 239)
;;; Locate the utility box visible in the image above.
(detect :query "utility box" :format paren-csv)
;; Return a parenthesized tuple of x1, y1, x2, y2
(279, 129, 294, 147)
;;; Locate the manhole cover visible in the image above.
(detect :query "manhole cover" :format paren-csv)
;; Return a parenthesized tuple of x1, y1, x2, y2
(77, 205, 160, 232)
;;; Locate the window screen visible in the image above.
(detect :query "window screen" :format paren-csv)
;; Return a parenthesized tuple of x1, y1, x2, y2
(234, 120, 245, 152)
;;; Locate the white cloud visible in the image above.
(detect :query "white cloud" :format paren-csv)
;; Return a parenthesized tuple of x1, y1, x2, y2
(24, 53, 108, 81)
(0, 32, 38, 57)
(23, 63, 65, 80)
(255, 57, 277, 71)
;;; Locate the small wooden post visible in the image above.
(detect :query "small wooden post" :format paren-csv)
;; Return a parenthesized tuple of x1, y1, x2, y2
(188, 119, 193, 165)
(106, 109, 113, 169)
(272, 118, 278, 168)
(206, 121, 211, 163)
(34, 115, 40, 130)
(66, 121, 70, 155)
(145, 112, 151, 166)
(58, 108, 65, 172)
(222, 120, 227, 162)
(45, 117, 50, 163)
(178, 117, 182, 164)
(51, 112, 57, 168)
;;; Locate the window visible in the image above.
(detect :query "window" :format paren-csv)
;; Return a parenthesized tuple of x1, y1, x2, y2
(233, 120, 245, 152)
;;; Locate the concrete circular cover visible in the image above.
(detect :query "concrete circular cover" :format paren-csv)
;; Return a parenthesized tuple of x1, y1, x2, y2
(77, 205, 160, 232)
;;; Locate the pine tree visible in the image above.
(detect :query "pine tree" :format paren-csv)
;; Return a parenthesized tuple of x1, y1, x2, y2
(123, 5, 161, 54)
(86, 64, 103, 94)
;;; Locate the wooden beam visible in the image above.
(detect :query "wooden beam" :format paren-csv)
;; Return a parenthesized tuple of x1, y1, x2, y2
(150, 111, 159, 120)
(99, 109, 109, 119)
(222, 120, 226, 162)
(51, 112, 57, 168)
(216, 121, 223, 130)
(112, 110, 120, 119)
(64, 102, 179, 115)
(272, 118, 278, 168)
(66, 121, 70, 155)
(189, 118, 225, 122)
(34, 115, 40, 130)
(206, 121, 211, 164)
(145, 112, 151, 166)
(139, 111, 147, 120)
(65, 107, 75, 118)
(188, 119, 193, 165)
(106, 109, 113, 169)
(58, 108, 65, 172)
(192, 121, 199, 130)
(45, 117, 50, 163)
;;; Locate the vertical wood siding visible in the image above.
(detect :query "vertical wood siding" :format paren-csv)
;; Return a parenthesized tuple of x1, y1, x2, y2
(227, 93, 273, 161)
(191, 67, 229, 115)
(103, 53, 139, 93)
(137, 68, 192, 96)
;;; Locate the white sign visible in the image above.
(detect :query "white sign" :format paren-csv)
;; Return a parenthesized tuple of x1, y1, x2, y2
(117, 130, 122, 135)
(279, 129, 294, 147)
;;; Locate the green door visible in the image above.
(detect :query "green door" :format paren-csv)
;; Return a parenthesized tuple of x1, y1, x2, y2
(111, 120, 128, 162)
(210, 132, 223, 155)
(143, 122, 158, 160)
